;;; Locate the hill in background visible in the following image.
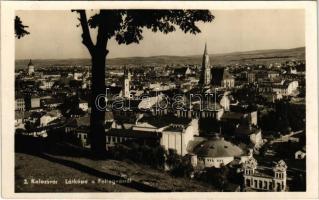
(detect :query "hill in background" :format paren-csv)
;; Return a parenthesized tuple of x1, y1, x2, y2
(15, 47, 305, 69)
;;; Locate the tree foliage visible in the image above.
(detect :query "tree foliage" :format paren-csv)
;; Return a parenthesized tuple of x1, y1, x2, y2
(166, 149, 194, 178)
(203, 165, 229, 191)
(259, 99, 305, 133)
(72, 9, 214, 154)
(15, 16, 30, 39)
(109, 141, 166, 169)
(73, 9, 214, 55)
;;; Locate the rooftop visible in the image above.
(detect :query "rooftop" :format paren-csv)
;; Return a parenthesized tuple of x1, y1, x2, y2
(192, 136, 244, 158)
(235, 124, 260, 135)
(211, 68, 234, 85)
(138, 115, 191, 129)
(107, 128, 162, 139)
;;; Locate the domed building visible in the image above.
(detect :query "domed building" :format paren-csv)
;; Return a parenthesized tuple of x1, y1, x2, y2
(190, 134, 252, 168)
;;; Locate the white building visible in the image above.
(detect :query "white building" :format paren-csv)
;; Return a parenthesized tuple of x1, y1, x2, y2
(190, 135, 252, 168)
(122, 68, 131, 98)
(161, 118, 199, 156)
(295, 150, 306, 160)
(31, 96, 40, 108)
(27, 59, 35, 75)
(40, 110, 61, 127)
(73, 72, 83, 80)
(138, 94, 164, 110)
(39, 80, 54, 90)
(272, 80, 299, 96)
(79, 99, 89, 112)
(243, 158, 288, 192)
(15, 97, 25, 111)
(219, 93, 231, 111)
(124, 116, 199, 156)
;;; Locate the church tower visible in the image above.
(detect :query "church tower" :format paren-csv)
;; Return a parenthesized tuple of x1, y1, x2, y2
(199, 43, 211, 87)
(27, 59, 35, 75)
(122, 67, 131, 98)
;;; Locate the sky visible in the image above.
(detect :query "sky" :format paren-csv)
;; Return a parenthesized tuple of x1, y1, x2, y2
(15, 9, 305, 59)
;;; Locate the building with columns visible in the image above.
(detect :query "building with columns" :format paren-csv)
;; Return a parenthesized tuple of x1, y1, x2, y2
(243, 157, 288, 191)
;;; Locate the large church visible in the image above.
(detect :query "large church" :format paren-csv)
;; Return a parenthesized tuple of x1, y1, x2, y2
(199, 44, 235, 89)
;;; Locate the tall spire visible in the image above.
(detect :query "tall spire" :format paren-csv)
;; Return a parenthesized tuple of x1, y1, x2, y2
(204, 42, 208, 55)
(199, 42, 211, 87)
(28, 59, 33, 66)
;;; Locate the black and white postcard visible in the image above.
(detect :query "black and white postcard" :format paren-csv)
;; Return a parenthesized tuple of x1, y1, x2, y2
(1, 1, 318, 199)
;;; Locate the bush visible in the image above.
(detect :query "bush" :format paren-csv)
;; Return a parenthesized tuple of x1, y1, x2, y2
(109, 141, 166, 169)
(203, 165, 230, 191)
(166, 149, 194, 178)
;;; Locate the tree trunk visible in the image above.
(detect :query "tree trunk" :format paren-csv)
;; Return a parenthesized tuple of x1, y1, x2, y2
(90, 49, 107, 156)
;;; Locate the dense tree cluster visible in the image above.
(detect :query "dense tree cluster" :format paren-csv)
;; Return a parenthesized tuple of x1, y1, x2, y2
(166, 149, 194, 178)
(259, 99, 305, 133)
(108, 141, 166, 169)
(198, 165, 230, 191)
(72, 9, 214, 154)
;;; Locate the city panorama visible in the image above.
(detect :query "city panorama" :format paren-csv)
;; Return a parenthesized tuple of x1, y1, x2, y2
(14, 9, 306, 192)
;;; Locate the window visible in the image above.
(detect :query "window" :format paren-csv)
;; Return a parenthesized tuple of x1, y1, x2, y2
(259, 180, 263, 189)
(264, 181, 268, 190)
(269, 182, 273, 190)
(246, 179, 251, 187)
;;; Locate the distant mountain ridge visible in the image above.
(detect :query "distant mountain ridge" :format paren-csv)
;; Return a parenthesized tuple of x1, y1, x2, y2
(16, 47, 305, 69)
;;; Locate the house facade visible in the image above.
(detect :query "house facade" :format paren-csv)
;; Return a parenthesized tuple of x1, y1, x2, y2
(243, 157, 288, 191)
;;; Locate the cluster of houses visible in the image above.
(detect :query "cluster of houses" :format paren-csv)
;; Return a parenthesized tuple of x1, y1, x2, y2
(15, 44, 306, 192)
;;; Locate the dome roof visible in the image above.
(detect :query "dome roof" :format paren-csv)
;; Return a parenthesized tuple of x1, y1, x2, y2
(193, 137, 243, 158)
